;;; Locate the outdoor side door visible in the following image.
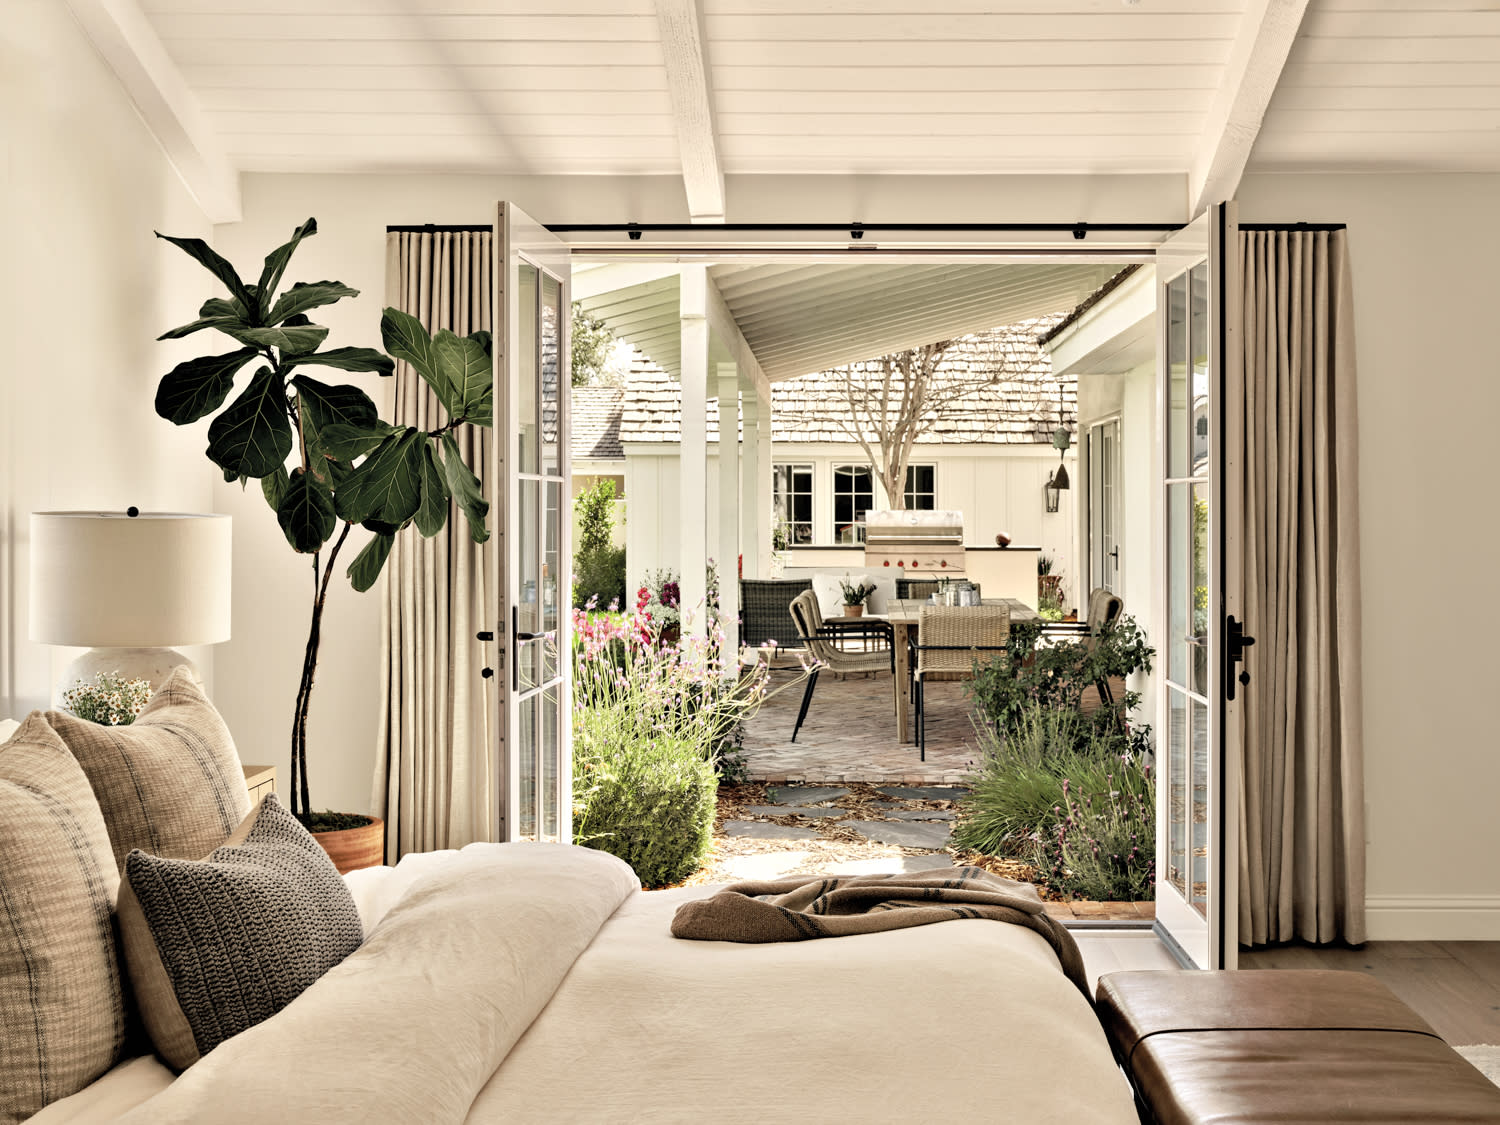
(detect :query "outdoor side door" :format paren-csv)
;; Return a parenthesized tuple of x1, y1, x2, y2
(492, 202, 572, 843)
(1154, 203, 1242, 970)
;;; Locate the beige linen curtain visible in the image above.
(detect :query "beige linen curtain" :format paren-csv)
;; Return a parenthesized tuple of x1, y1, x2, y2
(1237, 228, 1366, 946)
(373, 230, 498, 862)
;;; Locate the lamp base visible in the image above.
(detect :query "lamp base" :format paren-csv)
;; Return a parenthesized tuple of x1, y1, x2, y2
(53, 647, 199, 707)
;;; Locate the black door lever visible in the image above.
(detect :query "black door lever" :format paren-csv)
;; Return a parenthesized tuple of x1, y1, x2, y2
(1226, 614, 1256, 701)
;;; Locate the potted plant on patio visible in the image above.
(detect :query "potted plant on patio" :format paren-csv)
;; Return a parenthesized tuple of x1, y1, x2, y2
(152, 218, 493, 871)
(839, 577, 877, 617)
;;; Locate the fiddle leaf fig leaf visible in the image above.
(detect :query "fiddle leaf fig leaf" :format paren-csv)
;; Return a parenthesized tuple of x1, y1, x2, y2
(276, 468, 337, 554)
(432, 329, 493, 425)
(154, 348, 259, 424)
(205, 366, 293, 479)
(226, 323, 330, 355)
(347, 531, 395, 593)
(414, 441, 450, 538)
(317, 422, 396, 462)
(261, 464, 290, 512)
(157, 314, 247, 341)
(267, 280, 358, 326)
(333, 428, 424, 528)
(439, 432, 489, 543)
(284, 346, 395, 376)
(256, 217, 317, 318)
(155, 231, 256, 317)
(381, 308, 459, 414)
(292, 374, 379, 431)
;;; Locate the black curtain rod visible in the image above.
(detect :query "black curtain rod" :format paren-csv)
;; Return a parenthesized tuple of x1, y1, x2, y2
(387, 224, 491, 233)
(544, 221, 1183, 240)
(1240, 222, 1346, 231)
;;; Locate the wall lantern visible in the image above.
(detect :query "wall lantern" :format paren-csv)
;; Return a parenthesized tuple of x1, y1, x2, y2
(1044, 469, 1068, 513)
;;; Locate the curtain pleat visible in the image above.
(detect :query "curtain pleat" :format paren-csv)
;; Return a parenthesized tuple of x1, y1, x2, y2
(1237, 228, 1366, 946)
(373, 230, 497, 862)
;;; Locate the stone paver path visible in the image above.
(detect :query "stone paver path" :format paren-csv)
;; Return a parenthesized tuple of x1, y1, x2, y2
(846, 819, 952, 849)
(721, 820, 819, 840)
(765, 786, 849, 805)
(741, 805, 846, 818)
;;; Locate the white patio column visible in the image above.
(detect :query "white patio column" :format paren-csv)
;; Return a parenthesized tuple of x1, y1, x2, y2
(757, 395, 773, 572)
(716, 363, 740, 656)
(678, 266, 709, 638)
(739, 389, 762, 579)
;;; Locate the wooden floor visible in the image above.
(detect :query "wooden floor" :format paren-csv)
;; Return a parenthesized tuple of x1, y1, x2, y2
(1240, 941, 1500, 1045)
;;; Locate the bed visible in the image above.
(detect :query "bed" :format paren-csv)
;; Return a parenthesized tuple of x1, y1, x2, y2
(32, 842, 1137, 1124)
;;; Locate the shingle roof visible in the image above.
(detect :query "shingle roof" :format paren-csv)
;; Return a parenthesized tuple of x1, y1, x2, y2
(616, 318, 1075, 447)
(571, 385, 624, 460)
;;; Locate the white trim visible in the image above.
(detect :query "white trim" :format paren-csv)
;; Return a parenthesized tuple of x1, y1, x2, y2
(65, 0, 241, 222)
(653, 0, 725, 224)
(1188, 0, 1311, 216)
(1363, 896, 1500, 942)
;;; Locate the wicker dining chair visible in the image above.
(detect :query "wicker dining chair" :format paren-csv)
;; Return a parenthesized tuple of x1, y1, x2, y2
(912, 603, 1010, 760)
(787, 590, 895, 743)
(1040, 587, 1125, 705)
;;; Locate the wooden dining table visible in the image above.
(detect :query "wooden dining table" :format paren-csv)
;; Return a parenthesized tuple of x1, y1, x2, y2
(881, 597, 1040, 744)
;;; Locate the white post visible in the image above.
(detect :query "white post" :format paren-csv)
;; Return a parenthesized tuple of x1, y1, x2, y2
(740, 389, 761, 579)
(757, 396, 773, 573)
(679, 266, 709, 638)
(717, 364, 740, 657)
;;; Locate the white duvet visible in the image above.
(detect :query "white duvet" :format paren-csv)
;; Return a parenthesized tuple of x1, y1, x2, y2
(35, 843, 1136, 1124)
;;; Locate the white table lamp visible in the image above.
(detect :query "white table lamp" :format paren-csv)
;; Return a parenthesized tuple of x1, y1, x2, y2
(30, 510, 232, 702)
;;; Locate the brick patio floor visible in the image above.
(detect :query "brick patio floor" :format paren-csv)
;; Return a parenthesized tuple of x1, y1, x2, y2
(743, 668, 987, 785)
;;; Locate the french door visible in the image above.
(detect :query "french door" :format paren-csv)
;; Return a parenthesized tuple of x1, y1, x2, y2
(493, 202, 572, 843)
(1154, 203, 1241, 969)
(1087, 418, 1122, 594)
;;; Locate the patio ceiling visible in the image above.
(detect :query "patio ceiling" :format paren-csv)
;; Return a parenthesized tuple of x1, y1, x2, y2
(574, 260, 1121, 383)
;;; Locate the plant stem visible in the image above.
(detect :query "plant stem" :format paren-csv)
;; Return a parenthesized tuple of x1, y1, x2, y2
(291, 520, 352, 820)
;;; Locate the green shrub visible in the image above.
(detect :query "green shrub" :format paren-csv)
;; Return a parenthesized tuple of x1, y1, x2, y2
(1031, 756, 1155, 902)
(573, 478, 626, 609)
(572, 701, 716, 888)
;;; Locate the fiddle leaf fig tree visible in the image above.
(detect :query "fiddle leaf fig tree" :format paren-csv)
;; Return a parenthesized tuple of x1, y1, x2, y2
(155, 218, 493, 824)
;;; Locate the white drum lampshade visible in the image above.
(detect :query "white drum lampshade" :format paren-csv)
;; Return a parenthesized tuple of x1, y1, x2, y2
(30, 511, 232, 701)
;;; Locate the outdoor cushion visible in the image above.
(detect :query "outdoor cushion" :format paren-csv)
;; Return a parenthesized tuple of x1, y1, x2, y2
(812, 570, 897, 617)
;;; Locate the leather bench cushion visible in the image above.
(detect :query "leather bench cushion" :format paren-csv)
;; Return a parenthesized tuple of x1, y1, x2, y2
(1133, 1029, 1500, 1125)
(1096, 970, 1435, 1056)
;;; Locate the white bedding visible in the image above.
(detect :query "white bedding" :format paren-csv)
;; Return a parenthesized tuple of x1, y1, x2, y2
(34, 844, 1135, 1124)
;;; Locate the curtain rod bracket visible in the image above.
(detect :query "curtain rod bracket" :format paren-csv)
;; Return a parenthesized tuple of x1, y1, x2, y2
(627, 224, 642, 241)
(850, 222, 865, 240)
(1072, 223, 1087, 241)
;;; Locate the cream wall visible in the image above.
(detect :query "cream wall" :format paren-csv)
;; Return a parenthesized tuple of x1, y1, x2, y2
(1237, 174, 1500, 939)
(0, 1, 215, 719)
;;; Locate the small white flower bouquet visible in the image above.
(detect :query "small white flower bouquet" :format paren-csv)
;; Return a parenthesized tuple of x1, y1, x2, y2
(60, 671, 152, 726)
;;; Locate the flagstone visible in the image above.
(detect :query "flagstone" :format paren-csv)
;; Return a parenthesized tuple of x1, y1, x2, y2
(764, 786, 849, 806)
(741, 805, 846, 819)
(845, 820, 952, 849)
(721, 820, 820, 841)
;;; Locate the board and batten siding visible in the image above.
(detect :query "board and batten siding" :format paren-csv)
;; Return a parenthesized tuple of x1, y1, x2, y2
(623, 442, 1079, 612)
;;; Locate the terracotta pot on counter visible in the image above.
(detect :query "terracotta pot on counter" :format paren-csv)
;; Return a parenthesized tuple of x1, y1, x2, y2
(843, 604, 865, 617)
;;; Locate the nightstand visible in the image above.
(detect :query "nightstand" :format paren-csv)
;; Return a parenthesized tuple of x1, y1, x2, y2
(242, 764, 277, 804)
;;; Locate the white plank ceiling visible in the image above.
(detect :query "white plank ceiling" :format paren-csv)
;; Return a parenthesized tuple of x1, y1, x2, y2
(576, 261, 1122, 382)
(131, 0, 1500, 181)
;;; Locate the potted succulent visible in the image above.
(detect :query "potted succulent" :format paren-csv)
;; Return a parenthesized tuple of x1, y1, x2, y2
(153, 218, 493, 871)
(839, 577, 877, 617)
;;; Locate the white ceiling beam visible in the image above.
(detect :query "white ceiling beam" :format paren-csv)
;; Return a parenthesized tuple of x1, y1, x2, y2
(572, 262, 686, 302)
(704, 273, 771, 405)
(653, 0, 726, 224)
(1188, 0, 1311, 217)
(66, 0, 241, 223)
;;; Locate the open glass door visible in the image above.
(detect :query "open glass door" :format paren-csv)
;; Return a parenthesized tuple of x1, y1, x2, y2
(1154, 204, 1240, 969)
(493, 203, 571, 843)
(1088, 418, 1122, 594)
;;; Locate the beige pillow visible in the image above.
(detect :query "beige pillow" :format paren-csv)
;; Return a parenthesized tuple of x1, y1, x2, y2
(48, 666, 251, 874)
(0, 715, 127, 1124)
(116, 794, 364, 1071)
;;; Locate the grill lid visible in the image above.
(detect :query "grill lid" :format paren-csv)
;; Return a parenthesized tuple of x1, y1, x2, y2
(864, 509, 964, 544)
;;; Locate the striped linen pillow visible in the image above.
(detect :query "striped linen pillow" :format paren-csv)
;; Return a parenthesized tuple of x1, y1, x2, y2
(48, 666, 251, 873)
(0, 715, 127, 1124)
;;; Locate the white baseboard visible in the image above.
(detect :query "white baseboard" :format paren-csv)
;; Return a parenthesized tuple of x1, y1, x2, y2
(1364, 895, 1500, 940)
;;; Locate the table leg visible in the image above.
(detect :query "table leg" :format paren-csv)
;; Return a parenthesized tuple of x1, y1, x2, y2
(893, 620, 911, 743)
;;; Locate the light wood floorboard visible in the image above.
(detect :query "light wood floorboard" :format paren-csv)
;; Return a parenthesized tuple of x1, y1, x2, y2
(1240, 941, 1500, 1045)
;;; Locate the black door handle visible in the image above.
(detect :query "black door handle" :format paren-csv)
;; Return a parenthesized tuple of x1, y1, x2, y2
(512, 606, 542, 691)
(1226, 614, 1256, 701)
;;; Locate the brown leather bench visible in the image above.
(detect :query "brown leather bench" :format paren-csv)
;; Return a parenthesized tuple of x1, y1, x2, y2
(1096, 969, 1500, 1124)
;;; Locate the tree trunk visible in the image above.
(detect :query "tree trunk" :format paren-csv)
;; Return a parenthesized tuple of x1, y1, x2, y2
(290, 523, 352, 821)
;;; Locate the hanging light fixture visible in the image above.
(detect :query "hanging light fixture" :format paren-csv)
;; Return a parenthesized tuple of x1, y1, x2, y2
(1045, 405, 1071, 508)
(1044, 472, 1062, 513)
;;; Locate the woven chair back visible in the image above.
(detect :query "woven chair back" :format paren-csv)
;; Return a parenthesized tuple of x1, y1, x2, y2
(790, 590, 836, 665)
(916, 604, 1011, 678)
(1083, 588, 1125, 653)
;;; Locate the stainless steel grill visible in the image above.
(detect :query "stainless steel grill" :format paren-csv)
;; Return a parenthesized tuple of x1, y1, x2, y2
(863, 509, 966, 577)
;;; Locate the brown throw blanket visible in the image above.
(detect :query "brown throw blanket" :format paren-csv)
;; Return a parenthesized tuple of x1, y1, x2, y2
(672, 866, 1090, 998)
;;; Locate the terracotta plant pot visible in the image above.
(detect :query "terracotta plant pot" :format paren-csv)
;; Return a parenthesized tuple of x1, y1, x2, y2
(313, 816, 385, 874)
(843, 604, 864, 617)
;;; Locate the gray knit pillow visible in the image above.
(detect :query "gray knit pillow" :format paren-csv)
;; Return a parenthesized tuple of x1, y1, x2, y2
(116, 794, 364, 1070)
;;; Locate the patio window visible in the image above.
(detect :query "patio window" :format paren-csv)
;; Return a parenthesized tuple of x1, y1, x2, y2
(904, 464, 936, 510)
(773, 463, 814, 545)
(832, 464, 873, 543)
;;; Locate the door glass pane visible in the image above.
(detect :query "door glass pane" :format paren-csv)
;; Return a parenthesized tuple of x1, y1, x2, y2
(1190, 263, 1210, 476)
(1167, 482, 1191, 686)
(542, 685, 559, 841)
(519, 694, 537, 839)
(1166, 272, 1189, 478)
(543, 480, 561, 682)
(541, 271, 561, 476)
(1191, 696, 1209, 916)
(519, 479, 540, 691)
(1191, 481, 1209, 697)
(518, 263, 539, 474)
(1168, 688, 1189, 900)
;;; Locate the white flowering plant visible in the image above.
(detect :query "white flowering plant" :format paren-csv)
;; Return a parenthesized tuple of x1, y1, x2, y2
(61, 672, 152, 726)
